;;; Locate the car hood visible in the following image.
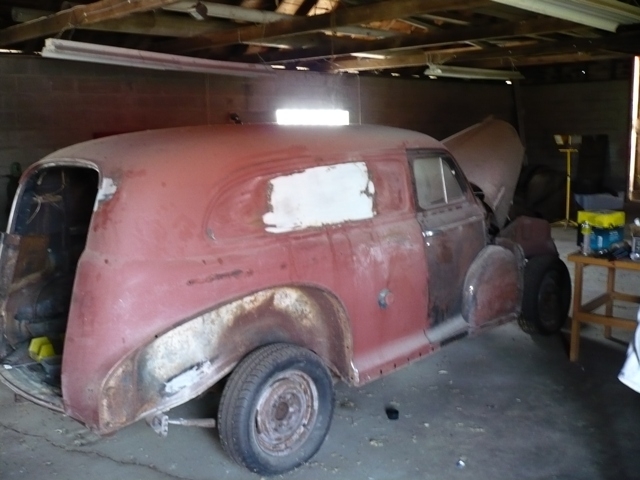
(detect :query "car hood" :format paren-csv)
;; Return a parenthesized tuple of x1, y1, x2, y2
(443, 118, 524, 228)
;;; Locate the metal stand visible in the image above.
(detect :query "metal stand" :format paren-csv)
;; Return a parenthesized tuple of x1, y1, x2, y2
(552, 147, 578, 228)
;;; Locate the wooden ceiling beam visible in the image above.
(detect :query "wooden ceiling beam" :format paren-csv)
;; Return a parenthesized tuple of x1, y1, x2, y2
(11, 7, 230, 37)
(330, 50, 461, 72)
(163, 2, 398, 41)
(255, 17, 577, 64)
(0, 0, 182, 46)
(157, 0, 492, 54)
(329, 31, 640, 72)
(341, 50, 625, 73)
(444, 31, 640, 63)
(470, 51, 625, 68)
(275, 0, 307, 16)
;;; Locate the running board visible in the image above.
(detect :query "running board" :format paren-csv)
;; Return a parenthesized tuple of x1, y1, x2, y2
(425, 314, 469, 344)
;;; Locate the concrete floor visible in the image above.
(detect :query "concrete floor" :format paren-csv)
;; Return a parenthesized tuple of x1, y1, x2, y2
(2, 228, 640, 480)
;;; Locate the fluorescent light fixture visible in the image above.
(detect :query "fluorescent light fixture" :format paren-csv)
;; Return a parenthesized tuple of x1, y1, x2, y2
(423, 64, 524, 80)
(41, 38, 273, 77)
(271, 64, 286, 69)
(295, 66, 310, 71)
(491, 0, 640, 32)
(351, 52, 387, 59)
(276, 109, 349, 126)
(0, 48, 22, 54)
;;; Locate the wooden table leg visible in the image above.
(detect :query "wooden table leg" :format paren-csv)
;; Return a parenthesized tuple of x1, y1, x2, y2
(570, 262, 584, 362)
(604, 265, 615, 339)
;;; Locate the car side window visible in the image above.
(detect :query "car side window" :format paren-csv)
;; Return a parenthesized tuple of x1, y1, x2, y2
(412, 156, 464, 210)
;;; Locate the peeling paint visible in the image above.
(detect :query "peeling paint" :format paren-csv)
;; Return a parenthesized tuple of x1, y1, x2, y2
(263, 162, 375, 233)
(163, 361, 213, 395)
(93, 177, 118, 211)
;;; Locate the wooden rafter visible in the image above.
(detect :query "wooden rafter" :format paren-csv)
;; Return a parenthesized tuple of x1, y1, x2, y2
(0, 0, 181, 46)
(329, 30, 640, 72)
(157, 0, 492, 54)
(249, 17, 578, 64)
(275, 0, 308, 16)
(11, 7, 230, 38)
(445, 31, 640, 64)
(472, 51, 625, 68)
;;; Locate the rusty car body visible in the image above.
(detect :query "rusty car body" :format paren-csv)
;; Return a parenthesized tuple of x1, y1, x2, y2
(0, 119, 570, 475)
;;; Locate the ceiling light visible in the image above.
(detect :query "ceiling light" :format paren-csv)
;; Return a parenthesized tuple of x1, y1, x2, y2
(276, 109, 349, 126)
(423, 64, 524, 80)
(351, 52, 387, 60)
(41, 38, 273, 77)
(296, 66, 310, 71)
(390, 72, 400, 77)
(271, 64, 286, 69)
(491, 0, 640, 32)
(505, 80, 513, 85)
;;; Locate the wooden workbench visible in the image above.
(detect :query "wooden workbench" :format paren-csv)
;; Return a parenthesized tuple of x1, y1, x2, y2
(567, 253, 640, 362)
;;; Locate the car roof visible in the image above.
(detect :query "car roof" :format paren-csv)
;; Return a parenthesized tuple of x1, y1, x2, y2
(36, 124, 445, 179)
(27, 125, 447, 258)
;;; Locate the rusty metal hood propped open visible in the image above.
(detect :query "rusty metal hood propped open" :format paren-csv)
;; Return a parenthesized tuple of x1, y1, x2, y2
(443, 118, 524, 229)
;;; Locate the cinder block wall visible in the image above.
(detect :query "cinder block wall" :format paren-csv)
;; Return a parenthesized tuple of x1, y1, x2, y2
(520, 80, 631, 191)
(0, 54, 516, 222)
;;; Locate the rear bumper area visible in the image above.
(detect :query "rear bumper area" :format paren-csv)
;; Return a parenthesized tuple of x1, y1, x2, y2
(1, 344, 64, 412)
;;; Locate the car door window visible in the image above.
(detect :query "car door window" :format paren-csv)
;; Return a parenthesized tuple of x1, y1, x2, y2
(412, 156, 465, 210)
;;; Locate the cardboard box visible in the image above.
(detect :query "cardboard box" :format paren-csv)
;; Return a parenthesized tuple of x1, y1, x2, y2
(576, 210, 625, 250)
(577, 210, 625, 228)
(590, 226, 624, 250)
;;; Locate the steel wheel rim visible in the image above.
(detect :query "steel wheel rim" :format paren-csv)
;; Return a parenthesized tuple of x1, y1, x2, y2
(254, 370, 319, 456)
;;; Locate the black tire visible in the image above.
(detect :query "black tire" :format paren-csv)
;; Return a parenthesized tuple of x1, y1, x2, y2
(218, 343, 334, 476)
(520, 254, 571, 335)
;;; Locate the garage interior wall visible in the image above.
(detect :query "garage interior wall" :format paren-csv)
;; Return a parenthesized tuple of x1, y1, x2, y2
(0, 55, 632, 222)
(521, 80, 631, 193)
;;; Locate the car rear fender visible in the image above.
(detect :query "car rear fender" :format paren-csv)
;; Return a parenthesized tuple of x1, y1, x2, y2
(97, 285, 353, 434)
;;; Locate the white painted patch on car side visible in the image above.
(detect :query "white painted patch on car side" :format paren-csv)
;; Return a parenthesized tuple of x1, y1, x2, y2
(93, 177, 118, 211)
(263, 162, 375, 233)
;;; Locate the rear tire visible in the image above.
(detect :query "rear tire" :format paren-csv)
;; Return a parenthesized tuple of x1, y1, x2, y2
(218, 343, 334, 476)
(520, 254, 571, 335)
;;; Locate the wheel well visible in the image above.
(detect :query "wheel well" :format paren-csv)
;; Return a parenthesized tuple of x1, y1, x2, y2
(214, 286, 355, 383)
(99, 285, 354, 432)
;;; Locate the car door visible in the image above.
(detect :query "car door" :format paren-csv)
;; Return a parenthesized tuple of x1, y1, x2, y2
(332, 156, 429, 383)
(408, 150, 486, 343)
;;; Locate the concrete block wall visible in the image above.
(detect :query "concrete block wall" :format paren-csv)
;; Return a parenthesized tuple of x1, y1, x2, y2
(0, 54, 516, 223)
(520, 80, 631, 191)
(360, 77, 516, 140)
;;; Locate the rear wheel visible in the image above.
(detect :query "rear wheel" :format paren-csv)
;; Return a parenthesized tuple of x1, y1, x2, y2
(519, 254, 571, 335)
(218, 343, 334, 476)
